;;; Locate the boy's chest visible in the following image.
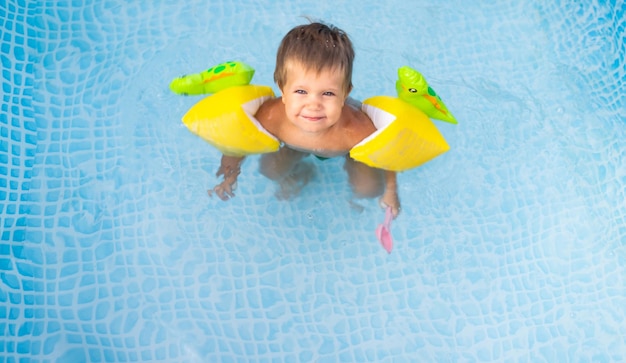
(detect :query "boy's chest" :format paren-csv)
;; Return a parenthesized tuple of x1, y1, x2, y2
(279, 128, 350, 157)
(255, 99, 371, 156)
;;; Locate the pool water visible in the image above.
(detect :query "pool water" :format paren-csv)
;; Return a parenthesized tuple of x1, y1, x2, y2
(2, 0, 625, 362)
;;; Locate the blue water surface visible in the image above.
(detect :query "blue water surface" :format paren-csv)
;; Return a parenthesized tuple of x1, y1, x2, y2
(1, 0, 625, 362)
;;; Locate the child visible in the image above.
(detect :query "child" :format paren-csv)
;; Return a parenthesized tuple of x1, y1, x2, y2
(209, 22, 401, 217)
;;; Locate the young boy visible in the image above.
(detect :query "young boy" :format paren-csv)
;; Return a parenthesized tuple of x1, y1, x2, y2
(210, 22, 401, 217)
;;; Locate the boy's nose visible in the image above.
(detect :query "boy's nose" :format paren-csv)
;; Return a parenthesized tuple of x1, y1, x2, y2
(306, 95, 322, 109)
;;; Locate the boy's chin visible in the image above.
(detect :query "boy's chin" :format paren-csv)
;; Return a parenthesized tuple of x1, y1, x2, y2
(294, 118, 337, 133)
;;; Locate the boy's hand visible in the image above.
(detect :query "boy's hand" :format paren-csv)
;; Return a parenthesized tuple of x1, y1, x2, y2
(209, 175, 238, 200)
(381, 170, 401, 218)
(380, 189, 401, 218)
(208, 155, 243, 201)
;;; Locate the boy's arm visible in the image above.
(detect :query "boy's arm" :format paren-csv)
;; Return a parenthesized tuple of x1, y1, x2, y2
(381, 170, 401, 217)
(208, 154, 244, 201)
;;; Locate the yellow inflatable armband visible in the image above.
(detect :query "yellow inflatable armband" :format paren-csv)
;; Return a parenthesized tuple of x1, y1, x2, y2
(182, 85, 280, 157)
(170, 61, 255, 96)
(350, 96, 450, 171)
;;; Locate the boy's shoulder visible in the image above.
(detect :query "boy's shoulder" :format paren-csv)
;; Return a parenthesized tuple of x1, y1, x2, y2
(255, 97, 284, 132)
(342, 102, 375, 130)
(257, 96, 283, 111)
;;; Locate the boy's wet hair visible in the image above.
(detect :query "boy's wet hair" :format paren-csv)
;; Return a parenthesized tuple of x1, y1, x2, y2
(274, 21, 354, 94)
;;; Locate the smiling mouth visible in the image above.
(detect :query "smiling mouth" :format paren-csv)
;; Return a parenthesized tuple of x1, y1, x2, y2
(302, 115, 325, 122)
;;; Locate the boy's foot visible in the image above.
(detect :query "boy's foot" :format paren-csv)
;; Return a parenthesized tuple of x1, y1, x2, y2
(275, 162, 315, 200)
(348, 199, 365, 213)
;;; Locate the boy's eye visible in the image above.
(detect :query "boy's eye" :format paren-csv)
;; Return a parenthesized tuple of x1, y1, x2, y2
(323, 91, 335, 96)
(295, 89, 306, 94)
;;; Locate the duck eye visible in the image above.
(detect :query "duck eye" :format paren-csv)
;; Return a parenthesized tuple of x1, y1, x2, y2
(408, 88, 417, 93)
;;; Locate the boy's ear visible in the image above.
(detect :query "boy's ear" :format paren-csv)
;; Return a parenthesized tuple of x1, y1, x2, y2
(277, 86, 285, 103)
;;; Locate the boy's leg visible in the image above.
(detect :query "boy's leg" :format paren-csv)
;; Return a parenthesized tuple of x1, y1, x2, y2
(260, 146, 314, 199)
(344, 156, 385, 199)
(259, 146, 308, 181)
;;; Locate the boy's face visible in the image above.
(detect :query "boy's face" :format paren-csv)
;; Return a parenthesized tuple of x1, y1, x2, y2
(280, 61, 349, 134)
